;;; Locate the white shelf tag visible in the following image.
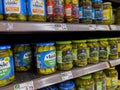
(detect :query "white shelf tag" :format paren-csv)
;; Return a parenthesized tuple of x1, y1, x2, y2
(61, 71, 73, 81)
(14, 81, 34, 90)
(89, 25, 96, 30)
(55, 24, 68, 30)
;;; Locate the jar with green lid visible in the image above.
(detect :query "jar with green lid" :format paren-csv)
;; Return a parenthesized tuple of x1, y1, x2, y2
(116, 80, 120, 90)
(58, 80, 75, 90)
(36, 42, 56, 75)
(72, 40, 87, 67)
(3, 0, 26, 21)
(56, 41, 73, 71)
(116, 7, 120, 24)
(108, 38, 118, 60)
(0, 45, 14, 87)
(14, 44, 32, 72)
(0, 0, 3, 20)
(104, 67, 118, 90)
(103, 2, 113, 24)
(87, 39, 99, 64)
(75, 74, 94, 90)
(98, 38, 109, 62)
(27, 0, 47, 22)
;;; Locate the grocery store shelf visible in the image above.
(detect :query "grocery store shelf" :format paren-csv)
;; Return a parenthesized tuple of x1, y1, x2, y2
(0, 62, 109, 90)
(109, 59, 120, 66)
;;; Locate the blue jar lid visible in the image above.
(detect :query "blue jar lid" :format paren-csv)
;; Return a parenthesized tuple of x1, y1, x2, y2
(92, 0, 103, 2)
(40, 85, 58, 90)
(15, 44, 30, 46)
(36, 42, 55, 46)
(0, 45, 11, 50)
(58, 81, 75, 90)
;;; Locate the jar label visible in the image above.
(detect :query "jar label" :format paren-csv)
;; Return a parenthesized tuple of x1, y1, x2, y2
(99, 47, 108, 58)
(72, 4, 79, 18)
(92, 9, 95, 20)
(14, 50, 32, 67)
(110, 45, 118, 55)
(79, 7, 83, 19)
(0, 56, 14, 80)
(103, 9, 112, 20)
(78, 49, 87, 60)
(95, 9, 103, 20)
(83, 6, 92, 19)
(96, 81, 102, 90)
(0, 0, 3, 14)
(90, 47, 99, 58)
(47, 0, 54, 15)
(106, 77, 111, 86)
(28, 0, 46, 16)
(65, 4, 72, 16)
(37, 50, 56, 69)
(111, 77, 118, 87)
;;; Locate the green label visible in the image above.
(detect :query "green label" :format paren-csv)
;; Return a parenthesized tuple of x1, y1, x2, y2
(110, 45, 118, 55)
(78, 49, 87, 60)
(111, 77, 118, 86)
(96, 81, 102, 90)
(90, 47, 99, 58)
(99, 47, 107, 57)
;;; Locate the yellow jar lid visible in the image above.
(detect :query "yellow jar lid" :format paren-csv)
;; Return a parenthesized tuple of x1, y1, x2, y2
(72, 40, 87, 43)
(56, 41, 71, 44)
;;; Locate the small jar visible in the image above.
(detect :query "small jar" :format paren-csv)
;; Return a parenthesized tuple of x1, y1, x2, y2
(58, 80, 75, 90)
(36, 42, 56, 75)
(108, 38, 118, 60)
(87, 39, 99, 64)
(3, 0, 26, 21)
(14, 44, 32, 72)
(72, 40, 87, 67)
(98, 38, 109, 62)
(0, 45, 14, 87)
(0, 0, 3, 20)
(56, 41, 73, 71)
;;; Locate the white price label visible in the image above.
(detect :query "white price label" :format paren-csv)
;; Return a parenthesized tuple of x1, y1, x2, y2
(96, 25, 109, 30)
(14, 81, 34, 90)
(55, 24, 68, 30)
(61, 71, 73, 81)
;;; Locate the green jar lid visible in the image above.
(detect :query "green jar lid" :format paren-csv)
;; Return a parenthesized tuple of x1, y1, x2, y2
(80, 74, 92, 80)
(98, 38, 108, 41)
(56, 41, 71, 44)
(95, 70, 103, 74)
(108, 38, 118, 40)
(72, 40, 87, 43)
(87, 39, 98, 42)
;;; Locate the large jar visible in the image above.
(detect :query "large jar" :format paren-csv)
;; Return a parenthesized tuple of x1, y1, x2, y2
(0, 46, 14, 87)
(56, 41, 73, 71)
(87, 39, 99, 64)
(27, 0, 47, 22)
(98, 38, 109, 62)
(75, 74, 94, 90)
(3, 0, 26, 21)
(103, 2, 113, 24)
(36, 42, 56, 75)
(116, 7, 120, 24)
(14, 44, 32, 72)
(0, 0, 3, 20)
(64, 0, 79, 23)
(58, 80, 75, 90)
(108, 38, 118, 60)
(72, 40, 87, 67)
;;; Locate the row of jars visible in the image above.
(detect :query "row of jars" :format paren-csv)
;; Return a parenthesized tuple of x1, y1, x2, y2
(0, 0, 116, 24)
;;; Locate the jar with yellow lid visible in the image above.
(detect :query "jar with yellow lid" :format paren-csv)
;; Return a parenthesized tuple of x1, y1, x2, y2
(98, 38, 109, 62)
(0, 0, 3, 20)
(103, 2, 113, 24)
(108, 38, 118, 60)
(72, 40, 87, 67)
(116, 80, 120, 90)
(56, 41, 73, 71)
(36, 42, 56, 75)
(0, 45, 14, 87)
(87, 39, 99, 64)
(116, 7, 120, 24)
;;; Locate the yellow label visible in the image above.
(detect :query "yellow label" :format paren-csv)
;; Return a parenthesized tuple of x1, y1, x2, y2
(4, 57, 10, 62)
(118, 43, 120, 52)
(103, 9, 111, 20)
(106, 77, 111, 86)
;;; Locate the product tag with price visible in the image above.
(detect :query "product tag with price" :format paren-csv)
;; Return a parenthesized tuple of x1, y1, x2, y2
(89, 24, 96, 30)
(61, 71, 73, 81)
(14, 81, 34, 90)
(55, 24, 68, 31)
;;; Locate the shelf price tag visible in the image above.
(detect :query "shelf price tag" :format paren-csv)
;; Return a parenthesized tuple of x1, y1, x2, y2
(61, 71, 73, 81)
(96, 25, 110, 31)
(89, 24, 96, 30)
(14, 81, 34, 90)
(55, 24, 68, 31)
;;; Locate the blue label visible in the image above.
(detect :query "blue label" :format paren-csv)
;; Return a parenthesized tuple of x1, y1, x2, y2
(95, 9, 103, 20)
(83, 6, 92, 19)
(79, 7, 83, 19)
(3, 0, 26, 15)
(0, 0, 3, 14)
(0, 56, 14, 80)
(27, 0, 46, 16)
(14, 50, 32, 66)
(92, 9, 95, 20)
(92, 0, 103, 2)
(37, 50, 56, 69)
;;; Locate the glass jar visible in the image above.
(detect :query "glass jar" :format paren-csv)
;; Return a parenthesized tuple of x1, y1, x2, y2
(56, 41, 73, 71)
(14, 44, 32, 72)
(0, 0, 3, 20)
(58, 80, 75, 90)
(75, 74, 94, 90)
(108, 38, 118, 60)
(116, 80, 120, 90)
(116, 7, 120, 24)
(98, 38, 109, 62)
(36, 42, 56, 75)
(103, 2, 113, 24)
(65, 0, 79, 23)
(72, 40, 87, 67)
(27, 0, 47, 22)
(87, 39, 99, 64)
(3, 0, 26, 21)
(0, 46, 14, 87)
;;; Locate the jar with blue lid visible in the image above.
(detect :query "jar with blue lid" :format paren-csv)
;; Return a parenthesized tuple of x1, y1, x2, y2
(36, 42, 56, 75)
(39, 85, 58, 90)
(0, 45, 14, 87)
(14, 44, 32, 71)
(58, 80, 75, 90)
(0, 0, 3, 20)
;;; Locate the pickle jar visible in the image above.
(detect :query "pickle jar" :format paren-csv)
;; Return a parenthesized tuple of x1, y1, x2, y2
(3, 0, 26, 21)
(108, 38, 118, 60)
(103, 2, 113, 24)
(56, 41, 73, 71)
(14, 44, 32, 72)
(116, 80, 120, 90)
(87, 39, 99, 64)
(75, 74, 94, 90)
(0, 0, 3, 20)
(72, 40, 87, 67)
(104, 67, 118, 90)
(58, 80, 75, 90)
(0, 45, 14, 87)
(27, 0, 47, 22)
(36, 42, 56, 75)
(65, 0, 79, 23)
(116, 7, 120, 24)
(98, 38, 109, 62)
